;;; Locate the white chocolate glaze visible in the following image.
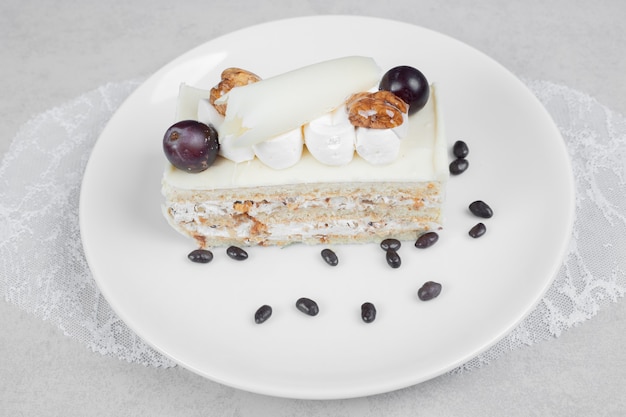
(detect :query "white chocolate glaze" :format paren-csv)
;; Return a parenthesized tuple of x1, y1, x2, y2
(163, 84, 447, 190)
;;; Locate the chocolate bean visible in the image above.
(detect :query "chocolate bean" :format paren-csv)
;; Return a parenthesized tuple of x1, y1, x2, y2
(187, 249, 213, 264)
(386, 249, 401, 269)
(380, 238, 401, 251)
(469, 222, 487, 238)
(321, 248, 338, 266)
(361, 302, 377, 323)
(469, 200, 493, 218)
(418, 281, 442, 301)
(415, 231, 439, 249)
(453, 140, 469, 158)
(296, 297, 319, 316)
(226, 245, 248, 260)
(449, 158, 469, 175)
(254, 305, 272, 324)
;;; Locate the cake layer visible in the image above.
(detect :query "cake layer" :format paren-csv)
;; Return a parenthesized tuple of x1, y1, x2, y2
(163, 181, 445, 247)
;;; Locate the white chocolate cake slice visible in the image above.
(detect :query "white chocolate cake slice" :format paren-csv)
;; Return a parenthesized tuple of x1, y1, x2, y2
(161, 57, 448, 247)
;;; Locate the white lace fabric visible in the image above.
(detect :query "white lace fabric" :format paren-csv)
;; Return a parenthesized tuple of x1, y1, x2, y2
(1, 79, 625, 373)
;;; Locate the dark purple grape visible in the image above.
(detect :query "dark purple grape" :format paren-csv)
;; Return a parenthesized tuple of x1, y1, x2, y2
(163, 120, 219, 173)
(379, 66, 430, 115)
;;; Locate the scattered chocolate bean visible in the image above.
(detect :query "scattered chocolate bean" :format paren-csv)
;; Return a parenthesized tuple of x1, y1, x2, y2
(380, 238, 401, 251)
(254, 305, 272, 324)
(226, 245, 248, 260)
(296, 297, 319, 316)
(385, 249, 401, 269)
(469, 200, 493, 218)
(418, 281, 442, 301)
(453, 140, 469, 158)
(449, 158, 469, 175)
(415, 231, 439, 249)
(187, 249, 214, 264)
(469, 222, 487, 238)
(361, 302, 377, 323)
(321, 248, 339, 266)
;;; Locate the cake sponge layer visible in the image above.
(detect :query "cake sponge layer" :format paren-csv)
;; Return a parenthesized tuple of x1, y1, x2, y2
(163, 181, 444, 247)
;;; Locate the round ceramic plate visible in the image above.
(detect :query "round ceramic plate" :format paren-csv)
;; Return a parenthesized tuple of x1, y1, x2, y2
(80, 16, 575, 399)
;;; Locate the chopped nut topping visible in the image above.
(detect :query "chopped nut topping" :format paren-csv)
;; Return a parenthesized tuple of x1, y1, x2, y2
(233, 200, 254, 213)
(210, 68, 261, 116)
(346, 90, 408, 129)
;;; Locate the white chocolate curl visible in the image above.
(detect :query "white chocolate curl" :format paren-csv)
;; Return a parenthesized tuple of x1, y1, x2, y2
(215, 56, 381, 148)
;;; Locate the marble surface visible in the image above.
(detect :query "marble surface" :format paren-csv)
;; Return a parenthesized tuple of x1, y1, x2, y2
(1, 1, 625, 415)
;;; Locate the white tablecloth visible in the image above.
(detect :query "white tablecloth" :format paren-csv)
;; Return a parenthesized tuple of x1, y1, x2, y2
(2, 1, 625, 415)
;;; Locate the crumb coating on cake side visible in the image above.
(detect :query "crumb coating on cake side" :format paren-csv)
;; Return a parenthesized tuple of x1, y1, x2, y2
(163, 181, 445, 247)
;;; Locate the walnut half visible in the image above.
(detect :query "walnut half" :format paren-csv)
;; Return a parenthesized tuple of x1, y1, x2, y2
(209, 68, 261, 116)
(346, 90, 408, 129)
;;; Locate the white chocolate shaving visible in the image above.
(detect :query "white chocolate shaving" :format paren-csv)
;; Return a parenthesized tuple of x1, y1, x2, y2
(175, 83, 211, 121)
(215, 56, 381, 147)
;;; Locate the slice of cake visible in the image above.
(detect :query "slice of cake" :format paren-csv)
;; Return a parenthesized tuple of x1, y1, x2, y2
(161, 57, 448, 248)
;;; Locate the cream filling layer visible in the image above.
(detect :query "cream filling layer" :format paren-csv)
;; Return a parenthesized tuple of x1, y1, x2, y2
(166, 200, 441, 242)
(303, 105, 356, 166)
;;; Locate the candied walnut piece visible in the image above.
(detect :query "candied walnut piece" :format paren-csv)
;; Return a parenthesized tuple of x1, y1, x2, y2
(233, 200, 254, 213)
(346, 90, 408, 129)
(210, 68, 262, 116)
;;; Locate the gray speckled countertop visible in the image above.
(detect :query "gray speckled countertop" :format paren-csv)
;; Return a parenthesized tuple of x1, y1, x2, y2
(1, 1, 625, 415)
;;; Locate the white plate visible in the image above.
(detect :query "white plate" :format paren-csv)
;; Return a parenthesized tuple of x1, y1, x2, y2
(80, 16, 574, 399)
